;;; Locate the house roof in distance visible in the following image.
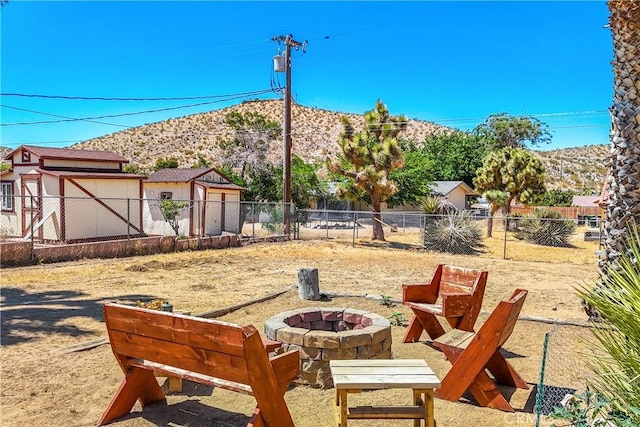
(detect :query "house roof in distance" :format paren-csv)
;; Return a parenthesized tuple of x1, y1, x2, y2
(39, 169, 145, 179)
(572, 195, 599, 207)
(430, 181, 476, 196)
(146, 168, 243, 190)
(146, 168, 212, 182)
(6, 145, 129, 163)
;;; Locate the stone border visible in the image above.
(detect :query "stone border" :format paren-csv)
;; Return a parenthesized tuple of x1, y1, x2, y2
(265, 307, 392, 388)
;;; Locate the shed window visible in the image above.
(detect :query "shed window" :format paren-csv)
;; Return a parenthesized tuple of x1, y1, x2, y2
(1, 181, 14, 211)
(160, 192, 173, 200)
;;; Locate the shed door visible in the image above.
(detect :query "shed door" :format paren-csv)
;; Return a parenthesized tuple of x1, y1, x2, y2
(21, 174, 42, 239)
(204, 192, 222, 236)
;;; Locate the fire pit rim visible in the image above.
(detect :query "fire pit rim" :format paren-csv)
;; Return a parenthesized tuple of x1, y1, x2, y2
(264, 306, 391, 347)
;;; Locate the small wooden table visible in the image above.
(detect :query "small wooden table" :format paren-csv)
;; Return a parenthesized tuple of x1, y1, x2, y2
(329, 359, 440, 427)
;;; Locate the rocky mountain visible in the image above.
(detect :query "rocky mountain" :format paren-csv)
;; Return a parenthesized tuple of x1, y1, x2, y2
(533, 145, 608, 194)
(74, 99, 449, 172)
(2, 99, 609, 193)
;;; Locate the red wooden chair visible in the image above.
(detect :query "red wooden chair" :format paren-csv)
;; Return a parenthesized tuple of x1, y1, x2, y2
(402, 264, 488, 342)
(433, 288, 529, 412)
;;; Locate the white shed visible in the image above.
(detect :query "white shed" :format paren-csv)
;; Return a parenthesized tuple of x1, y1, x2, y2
(143, 168, 244, 237)
(1, 145, 144, 242)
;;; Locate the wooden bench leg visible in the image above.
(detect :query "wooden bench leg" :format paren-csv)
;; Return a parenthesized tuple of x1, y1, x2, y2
(403, 310, 446, 343)
(98, 367, 166, 426)
(435, 347, 514, 412)
(485, 351, 528, 389)
(403, 316, 425, 343)
(248, 407, 266, 427)
(466, 370, 514, 412)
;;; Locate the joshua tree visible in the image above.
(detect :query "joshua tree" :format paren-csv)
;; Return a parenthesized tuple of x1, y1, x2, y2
(329, 100, 407, 241)
(602, 1, 640, 267)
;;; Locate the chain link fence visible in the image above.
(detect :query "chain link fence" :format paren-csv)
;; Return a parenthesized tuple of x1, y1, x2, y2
(296, 209, 604, 265)
(534, 324, 596, 427)
(2, 198, 603, 266)
(0, 195, 292, 265)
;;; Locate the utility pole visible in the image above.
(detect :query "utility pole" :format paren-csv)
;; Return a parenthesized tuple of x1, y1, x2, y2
(273, 34, 305, 235)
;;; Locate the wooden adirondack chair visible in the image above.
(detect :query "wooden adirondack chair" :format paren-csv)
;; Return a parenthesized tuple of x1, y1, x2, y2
(432, 288, 529, 412)
(402, 264, 488, 342)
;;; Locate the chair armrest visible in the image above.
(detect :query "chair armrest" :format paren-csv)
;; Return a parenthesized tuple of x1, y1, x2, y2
(402, 283, 438, 304)
(270, 350, 300, 385)
(262, 338, 283, 353)
(441, 293, 472, 317)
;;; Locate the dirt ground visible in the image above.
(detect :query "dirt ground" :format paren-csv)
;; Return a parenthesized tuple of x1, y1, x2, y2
(1, 240, 600, 427)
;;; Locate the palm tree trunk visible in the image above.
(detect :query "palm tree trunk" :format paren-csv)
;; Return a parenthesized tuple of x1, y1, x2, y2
(602, 0, 640, 268)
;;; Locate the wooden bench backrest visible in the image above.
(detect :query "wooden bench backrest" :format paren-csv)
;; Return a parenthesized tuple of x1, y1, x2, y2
(103, 303, 259, 387)
(439, 264, 486, 295)
(479, 288, 528, 349)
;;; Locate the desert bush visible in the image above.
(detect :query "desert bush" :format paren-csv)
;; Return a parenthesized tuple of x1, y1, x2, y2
(575, 225, 640, 422)
(514, 207, 576, 247)
(420, 195, 457, 215)
(423, 212, 484, 255)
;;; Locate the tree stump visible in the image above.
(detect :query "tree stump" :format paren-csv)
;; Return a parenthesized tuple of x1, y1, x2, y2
(297, 268, 320, 301)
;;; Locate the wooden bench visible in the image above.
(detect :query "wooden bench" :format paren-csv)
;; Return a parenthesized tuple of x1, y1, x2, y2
(98, 303, 299, 427)
(402, 264, 488, 342)
(433, 289, 529, 412)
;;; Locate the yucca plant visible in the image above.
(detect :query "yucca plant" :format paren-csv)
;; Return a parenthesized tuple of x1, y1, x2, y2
(423, 211, 484, 255)
(420, 195, 456, 215)
(576, 225, 640, 423)
(514, 207, 576, 247)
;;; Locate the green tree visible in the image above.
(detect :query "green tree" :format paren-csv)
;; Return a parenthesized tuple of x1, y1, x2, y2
(421, 131, 490, 186)
(220, 111, 281, 181)
(473, 147, 547, 237)
(122, 164, 141, 174)
(154, 157, 179, 171)
(387, 141, 434, 208)
(288, 156, 323, 209)
(329, 100, 407, 241)
(191, 154, 211, 168)
(474, 113, 552, 149)
(535, 189, 576, 207)
(159, 200, 189, 237)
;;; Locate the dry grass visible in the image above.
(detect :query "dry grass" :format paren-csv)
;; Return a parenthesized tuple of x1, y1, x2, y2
(1, 240, 600, 426)
(298, 221, 601, 265)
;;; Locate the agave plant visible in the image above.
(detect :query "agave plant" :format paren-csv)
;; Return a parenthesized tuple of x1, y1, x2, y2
(514, 207, 576, 247)
(423, 211, 484, 255)
(576, 225, 640, 422)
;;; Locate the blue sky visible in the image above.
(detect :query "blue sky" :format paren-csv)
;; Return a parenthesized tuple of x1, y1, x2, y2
(1, 1, 612, 151)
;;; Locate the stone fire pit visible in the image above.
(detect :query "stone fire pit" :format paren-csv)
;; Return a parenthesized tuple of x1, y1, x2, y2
(264, 307, 392, 388)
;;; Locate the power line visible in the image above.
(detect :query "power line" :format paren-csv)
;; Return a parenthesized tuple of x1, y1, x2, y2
(0, 88, 276, 102)
(1, 106, 130, 128)
(1, 89, 278, 126)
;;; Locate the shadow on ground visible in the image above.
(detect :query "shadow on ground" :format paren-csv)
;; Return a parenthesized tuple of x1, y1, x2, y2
(0, 287, 157, 346)
(119, 399, 251, 427)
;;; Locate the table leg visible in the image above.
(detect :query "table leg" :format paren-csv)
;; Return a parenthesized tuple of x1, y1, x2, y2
(425, 390, 435, 427)
(335, 389, 348, 427)
(413, 389, 424, 427)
